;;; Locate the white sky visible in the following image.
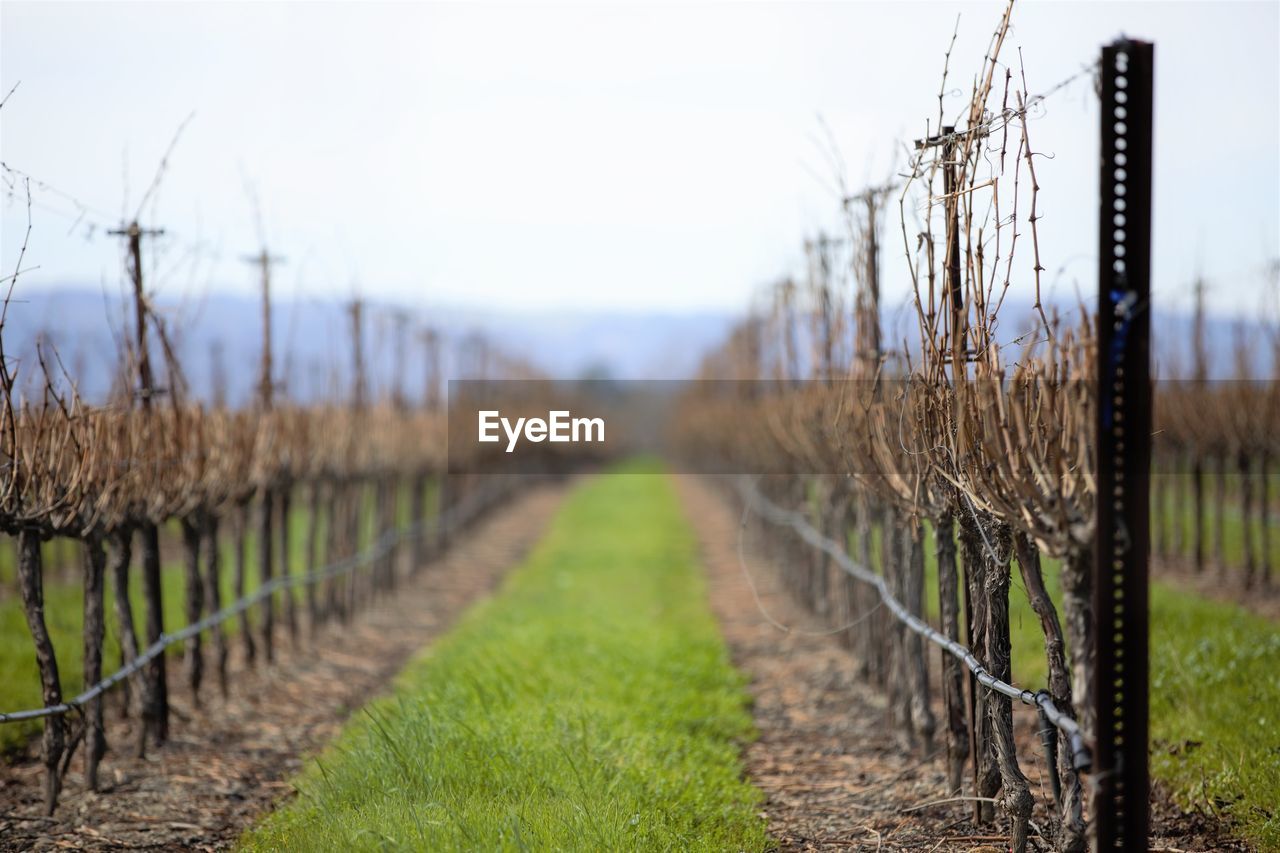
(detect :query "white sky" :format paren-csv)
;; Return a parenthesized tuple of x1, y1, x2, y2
(1, 1, 1277, 317)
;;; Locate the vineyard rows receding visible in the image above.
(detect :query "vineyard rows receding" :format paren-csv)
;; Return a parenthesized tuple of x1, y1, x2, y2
(2, 3, 1278, 852)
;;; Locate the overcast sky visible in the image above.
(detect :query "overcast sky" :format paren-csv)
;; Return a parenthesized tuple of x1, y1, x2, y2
(1, 1, 1277, 320)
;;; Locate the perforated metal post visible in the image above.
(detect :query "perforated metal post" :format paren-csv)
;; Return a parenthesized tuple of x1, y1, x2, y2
(1093, 38, 1153, 852)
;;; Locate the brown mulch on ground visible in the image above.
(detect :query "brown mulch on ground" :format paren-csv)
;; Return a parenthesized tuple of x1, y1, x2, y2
(0, 480, 571, 851)
(675, 475, 1249, 852)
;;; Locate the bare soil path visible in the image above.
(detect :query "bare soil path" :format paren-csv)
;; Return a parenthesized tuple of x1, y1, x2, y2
(675, 475, 1247, 852)
(0, 479, 571, 851)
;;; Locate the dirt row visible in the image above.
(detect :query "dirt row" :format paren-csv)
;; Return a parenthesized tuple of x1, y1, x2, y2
(675, 474, 1246, 852)
(0, 480, 572, 851)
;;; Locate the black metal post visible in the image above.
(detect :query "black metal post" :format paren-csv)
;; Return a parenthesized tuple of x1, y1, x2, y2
(1093, 38, 1154, 852)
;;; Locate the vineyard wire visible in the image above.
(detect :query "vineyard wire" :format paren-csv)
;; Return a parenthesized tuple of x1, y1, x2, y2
(0, 478, 509, 725)
(736, 476, 1091, 771)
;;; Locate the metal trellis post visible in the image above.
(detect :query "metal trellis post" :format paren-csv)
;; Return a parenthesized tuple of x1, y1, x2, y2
(1093, 37, 1154, 852)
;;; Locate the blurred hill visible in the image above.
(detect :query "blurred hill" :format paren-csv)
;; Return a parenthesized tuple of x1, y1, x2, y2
(4, 287, 1272, 406)
(4, 287, 737, 405)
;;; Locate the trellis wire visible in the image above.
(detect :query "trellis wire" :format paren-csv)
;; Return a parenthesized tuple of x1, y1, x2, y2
(738, 476, 1091, 771)
(0, 479, 505, 725)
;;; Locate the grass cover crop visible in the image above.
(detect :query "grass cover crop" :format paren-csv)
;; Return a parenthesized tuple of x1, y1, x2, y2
(242, 465, 767, 851)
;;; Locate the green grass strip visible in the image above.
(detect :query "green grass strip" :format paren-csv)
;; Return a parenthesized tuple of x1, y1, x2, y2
(1147, 586, 1280, 851)
(896, 523, 1280, 851)
(241, 464, 767, 852)
(999, 560, 1280, 850)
